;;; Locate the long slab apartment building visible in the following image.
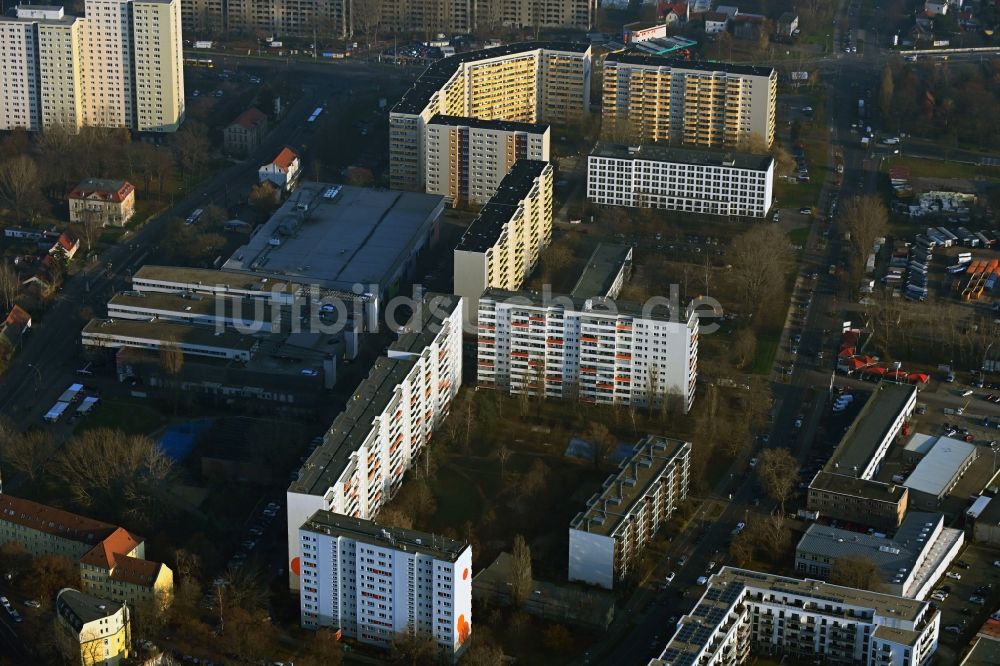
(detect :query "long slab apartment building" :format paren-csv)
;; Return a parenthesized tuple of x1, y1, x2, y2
(299, 511, 473, 658)
(477, 289, 698, 412)
(0, 0, 185, 133)
(651, 567, 940, 666)
(587, 142, 775, 218)
(181, 0, 596, 39)
(602, 54, 777, 149)
(568, 436, 691, 590)
(389, 42, 592, 191)
(453, 159, 553, 326)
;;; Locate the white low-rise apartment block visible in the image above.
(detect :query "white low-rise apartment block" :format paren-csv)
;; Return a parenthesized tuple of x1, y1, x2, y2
(286, 294, 463, 590)
(569, 436, 690, 589)
(453, 160, 553, 327)
(795, 512, 964, 600)
(299, 510, 472, 660)
(587, 143, 775, 218)
(425, 116, 550, 206)
(0, 0, 184, 133)
(652, 567, 940, 666)
(477, 289, 698, 412)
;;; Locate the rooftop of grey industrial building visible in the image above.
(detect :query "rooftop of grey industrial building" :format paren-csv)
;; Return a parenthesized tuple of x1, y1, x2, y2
(570, 244, 633, 299)
(809, 471, 909, 504)
(796, 513, 956, 585)
(108, 291, 286, 324)
(222, 183, 443, 293)
(570, 437, 690, 537)
(903, 436, 978, 498)
(603, 52, 775, 77)
(824, 383, 916, 477)
(591, 142, 774, 172)
(392, 42, 591, 115)
(652, 567, 933, 666)
(132, 265, 301, 296)
(301, 510, 467, 562)
(480, 287, 687, 324)
(82, 318, 258, 352)
(455, 160, 550, 253)
(428, 114, 549, 134)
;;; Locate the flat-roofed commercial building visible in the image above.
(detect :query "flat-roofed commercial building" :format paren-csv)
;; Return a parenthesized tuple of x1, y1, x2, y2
(795, 512, 965, 600)
(299, 511, 472, 660)
(587, 143, 775, 218)
(903, 437, 978, 509)
(570, 243, 633, 299)
(453, 160, 553, 327)
(390, 42, 591, 190)
(82, 318, 259, 361)
(286, 294, 462, 590)
(477, 289, 698, 412)
(650, 567, 940, 666)
(106, 291, 289, 334)
(130, 265, 301, 305)
(425, 115, 550, 205)
(569, 436, 690, 589)
(602, 54, 776, 149)
(825, 383, 918, 481)
(807, 472, 909, 531)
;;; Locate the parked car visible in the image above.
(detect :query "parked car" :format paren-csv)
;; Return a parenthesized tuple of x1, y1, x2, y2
(946, 571, 962, 580)
(664, 572, 676, 585)
(969, 595, 986, 605)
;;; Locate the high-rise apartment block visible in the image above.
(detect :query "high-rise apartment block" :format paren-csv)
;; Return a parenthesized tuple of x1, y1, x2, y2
(286, 294, 463, 590)
(0, 0, 184, 133)
(569, 436, 690, 589)
(651, 567, 940, 666)
(500, 0, 596, 31)
(453, 160, 553, 327)
(587, 143, 775, 218)
(425, 115, 550, 206)
(602, 54, 776, 149)
(477, 290, 698, 412)
(390, 42, 591, 191)
(299, 511, 472, 660)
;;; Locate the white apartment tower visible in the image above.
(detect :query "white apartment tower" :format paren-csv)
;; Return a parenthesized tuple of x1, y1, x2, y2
(477, 290, 698, 412)
(0, 1, 184, 133)
(299, 511, 472, 661)
(286, 294, 463, 590)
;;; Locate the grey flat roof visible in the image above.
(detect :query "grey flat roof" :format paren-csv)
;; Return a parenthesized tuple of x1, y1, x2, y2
(961, 635, 1000, 666)
(392, 41, 590, 115)
(481, 287, 682, 323)
(132, 265, 300, 295)
(456, 160, 549, 253)
(654, 567, 932, 666)
(301, 510, 467, 562)
(570, 437, 690, 537)
(603, 52, 774, 77)
(428, 114, 549, 134)
(82, 318, 258, 351)
(223, 183, 442, 292)
(796, 512, 945, 583)
(809, 471, 908, 504)
(592, 142, 773, 172)
(825, 383, 916, 476)
(904, 436, 977, 498)
(108, 291, 283, 324)
(570, 243, 632, 299)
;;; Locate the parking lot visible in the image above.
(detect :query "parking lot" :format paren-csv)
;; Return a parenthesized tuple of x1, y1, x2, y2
(927, 544, 1000, 650)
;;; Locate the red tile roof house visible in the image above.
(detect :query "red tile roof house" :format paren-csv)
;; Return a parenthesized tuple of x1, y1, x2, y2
(49, 230, 81, 260)
(68, 178, 136, 228)
(258, 147, 301, 193)
(0, 305, 31, 349)
(223, 107, 269, 157)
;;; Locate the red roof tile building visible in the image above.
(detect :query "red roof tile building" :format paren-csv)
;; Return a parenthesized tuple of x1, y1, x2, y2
(0, 495, 173, 610)
(68, 179, 136, 228)
(223, 107, 269, 157)
(258, 146, 301, 192)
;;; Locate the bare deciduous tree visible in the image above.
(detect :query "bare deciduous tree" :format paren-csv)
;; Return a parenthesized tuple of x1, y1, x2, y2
(0, 155, 41, 222)
(352, 0, 382, 46)
(840, 195, 889, 287)
(728, 225, 793, 321)
(755, 448, 799, 513)
(0, 261, 20, 312)
(829, 554, 884, 592)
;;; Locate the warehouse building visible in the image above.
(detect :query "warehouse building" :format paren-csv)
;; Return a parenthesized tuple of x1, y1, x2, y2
(903, 437, 978, 509)
(824, 383, 918, 481)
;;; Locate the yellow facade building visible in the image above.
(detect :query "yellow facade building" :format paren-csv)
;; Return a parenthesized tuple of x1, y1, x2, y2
(56, 588, 131, 666)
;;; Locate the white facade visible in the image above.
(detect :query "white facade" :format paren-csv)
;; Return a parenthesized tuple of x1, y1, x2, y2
(287, 295, 463, 590)
(651, 567, 940, 666)
(587, 144, 775, 218)
(478, 290, 698, 412)
(299, 511, 472, 660)
(132, 0, 184, 132)
(569, 437, 691, 589)
(424, 118, 550, 205)
(0, 15, 41, 130)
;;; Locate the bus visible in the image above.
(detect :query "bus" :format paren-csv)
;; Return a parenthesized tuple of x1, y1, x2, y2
(307, 107, 323, 123)
(183, 58, 215, 69)
(185, 208, 204, 225)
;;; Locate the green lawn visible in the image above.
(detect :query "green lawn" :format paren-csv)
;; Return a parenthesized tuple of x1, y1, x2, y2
(748, 330, 781, 375)
(74, 398, 167, 435)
